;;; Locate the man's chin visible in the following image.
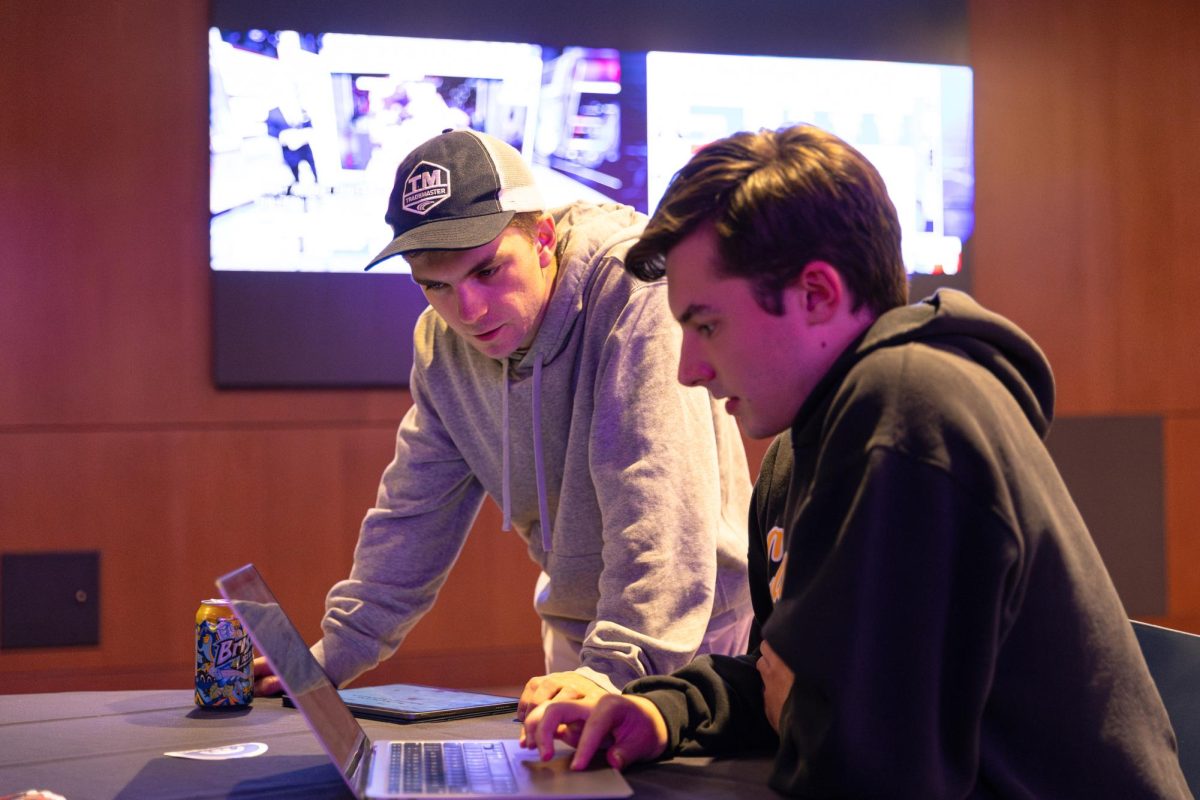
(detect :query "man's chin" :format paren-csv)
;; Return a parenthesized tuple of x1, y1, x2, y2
(737, 412, 789, 441)
(468, 338, 517, 361)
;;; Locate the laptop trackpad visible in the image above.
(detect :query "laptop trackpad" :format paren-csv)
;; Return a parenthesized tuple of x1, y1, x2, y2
(511, 744, 633, 798)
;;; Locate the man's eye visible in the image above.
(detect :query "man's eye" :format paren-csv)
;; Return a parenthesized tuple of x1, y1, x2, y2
(477, 267, 498, 279)
(697, 322, 716, 337)
(423, 282, 447, 292)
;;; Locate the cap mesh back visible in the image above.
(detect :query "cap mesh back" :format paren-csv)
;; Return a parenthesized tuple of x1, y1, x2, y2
(478, 134, 533, 191)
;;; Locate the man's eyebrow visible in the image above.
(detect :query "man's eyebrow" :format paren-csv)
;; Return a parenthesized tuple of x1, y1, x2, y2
(678, 303, 715, 325)
(411, 253, 501, 287)
(465, 254, 503, 276)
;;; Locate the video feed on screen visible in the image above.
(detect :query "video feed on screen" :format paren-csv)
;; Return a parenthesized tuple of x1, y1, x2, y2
(209, 28, 972, 276)
(534, 47, 647, 210)
(645, 52, 974, 275)
(209, 29, 645, 273)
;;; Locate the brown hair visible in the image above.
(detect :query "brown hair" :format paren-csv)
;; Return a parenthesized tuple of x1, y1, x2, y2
(506, 211, 544, 242)
(626, 124, 908, 316)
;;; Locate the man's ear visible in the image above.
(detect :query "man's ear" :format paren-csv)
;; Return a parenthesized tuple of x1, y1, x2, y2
(789, 261, 845, 323)
(535, 214, 556, 267)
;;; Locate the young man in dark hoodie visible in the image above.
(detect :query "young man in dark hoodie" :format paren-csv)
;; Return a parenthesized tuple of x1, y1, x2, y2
(522, 124, 1192, 797)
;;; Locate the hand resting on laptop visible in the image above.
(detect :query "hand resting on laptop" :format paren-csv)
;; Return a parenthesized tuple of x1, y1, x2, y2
(517, 671, 612, 721)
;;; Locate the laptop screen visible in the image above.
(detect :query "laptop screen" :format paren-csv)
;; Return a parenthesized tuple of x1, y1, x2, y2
(216, 564, 367, 788)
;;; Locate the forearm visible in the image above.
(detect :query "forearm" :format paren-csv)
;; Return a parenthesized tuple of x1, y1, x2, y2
(581, 541, 721, 687)
(582, 287, 750, 686)
(316, 571, 440, 687)
(316, 399, 486, 686)
(585, 388, 741, 685)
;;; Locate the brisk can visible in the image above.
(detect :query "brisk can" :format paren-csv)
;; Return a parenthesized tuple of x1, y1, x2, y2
(195, 598, 253, 708)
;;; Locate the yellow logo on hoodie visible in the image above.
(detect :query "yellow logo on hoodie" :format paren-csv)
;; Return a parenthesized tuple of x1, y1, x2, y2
(766, 526, 788, 604)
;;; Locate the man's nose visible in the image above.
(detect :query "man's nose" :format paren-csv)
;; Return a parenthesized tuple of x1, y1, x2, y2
(455, 284, 487, 324)
(677, 339, 715, 387)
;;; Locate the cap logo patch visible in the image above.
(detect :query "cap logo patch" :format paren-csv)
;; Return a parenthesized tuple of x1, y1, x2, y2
(401, 161, 451, 215)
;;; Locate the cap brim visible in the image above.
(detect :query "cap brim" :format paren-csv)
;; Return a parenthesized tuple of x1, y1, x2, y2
(364, 211, 516, 271)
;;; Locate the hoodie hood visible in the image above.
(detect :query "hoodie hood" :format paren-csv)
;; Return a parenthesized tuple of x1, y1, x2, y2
(499, 201, 647, 550)
(510, 201, 646, 375)
(864, 289, 1051, 434)
(838, 289, 1056, 437)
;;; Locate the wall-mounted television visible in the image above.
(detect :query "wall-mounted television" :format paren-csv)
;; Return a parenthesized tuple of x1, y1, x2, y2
(209, 2, 971, 388)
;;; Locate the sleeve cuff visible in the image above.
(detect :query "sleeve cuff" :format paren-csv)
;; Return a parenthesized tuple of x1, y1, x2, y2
(573, 665, 621, 694)
(310, 637, 355, 689)
(624, 684, 691, 756)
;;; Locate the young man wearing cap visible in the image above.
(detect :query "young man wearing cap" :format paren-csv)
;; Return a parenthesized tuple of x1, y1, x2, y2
(521, 124, 1191, 796)
(255, 128, 753, 712)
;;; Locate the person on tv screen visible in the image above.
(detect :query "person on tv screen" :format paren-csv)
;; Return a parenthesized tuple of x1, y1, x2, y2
(265, 96, 319, 191)
(520, 123, 1191, 797)
(254, 128, 753, 714)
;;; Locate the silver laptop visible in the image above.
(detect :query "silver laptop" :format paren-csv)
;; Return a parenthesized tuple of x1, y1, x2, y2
(216, 563, 633, 799)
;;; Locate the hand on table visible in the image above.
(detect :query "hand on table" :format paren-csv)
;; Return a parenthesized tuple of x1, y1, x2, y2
(757, 639, 794, 733)
(517, 670, 612, 721)
(521, 693, 669, 771)
(252, 656, 284, 697)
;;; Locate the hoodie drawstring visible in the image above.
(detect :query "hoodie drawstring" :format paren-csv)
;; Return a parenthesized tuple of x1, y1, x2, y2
(532, 359, 552, 552)
(501, 367, 512, 531)
(500, 359, 552, 552)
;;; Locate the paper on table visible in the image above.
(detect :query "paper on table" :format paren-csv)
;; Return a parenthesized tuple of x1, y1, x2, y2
(164, 742, 269, 760)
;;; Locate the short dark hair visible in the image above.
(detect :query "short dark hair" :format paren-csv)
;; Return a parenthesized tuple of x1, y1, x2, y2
(505, 211, 544, 242)
(626, 124, 908, 316)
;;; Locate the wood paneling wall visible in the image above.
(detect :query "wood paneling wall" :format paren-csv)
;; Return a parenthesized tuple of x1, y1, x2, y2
(968, 0, 1200, 628)
(1166, 419, 1200, 629)
(0, 2, 543, 693)
(3, 0, 1199, 693)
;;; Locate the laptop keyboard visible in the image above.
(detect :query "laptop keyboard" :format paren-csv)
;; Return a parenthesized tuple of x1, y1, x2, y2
(388, 741, 518, 795)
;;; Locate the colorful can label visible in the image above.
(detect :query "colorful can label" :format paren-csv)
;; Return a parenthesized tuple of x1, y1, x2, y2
(195, 599, 253, 708)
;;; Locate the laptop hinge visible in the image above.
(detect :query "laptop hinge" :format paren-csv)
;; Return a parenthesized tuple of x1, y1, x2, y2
(347, 734, 370, 797)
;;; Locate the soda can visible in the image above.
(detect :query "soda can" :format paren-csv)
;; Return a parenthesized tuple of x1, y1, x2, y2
(195, 598, 253, 708)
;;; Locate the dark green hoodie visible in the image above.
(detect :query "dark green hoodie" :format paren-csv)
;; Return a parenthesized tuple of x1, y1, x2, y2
(630, 289, 1191, 798)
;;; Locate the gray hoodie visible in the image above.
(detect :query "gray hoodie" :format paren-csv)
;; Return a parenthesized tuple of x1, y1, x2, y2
(312, 202, 753, 691)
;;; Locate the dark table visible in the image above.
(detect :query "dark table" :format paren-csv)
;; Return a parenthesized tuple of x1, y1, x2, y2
(0, 691, 777, 799)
